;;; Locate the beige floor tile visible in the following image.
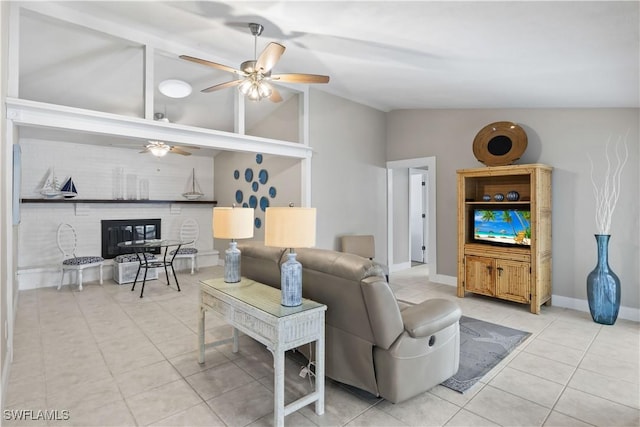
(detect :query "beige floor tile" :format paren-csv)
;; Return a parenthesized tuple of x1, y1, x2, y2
(377, 390, 460, 426)
(568, 368, 640, 409)
(153, 331, 199, 359)
(523, 337, 586, 366)
(206, 381, 274, 427)
(489, 367, 564, 408)
(6, 374, 46, 406)
(5, 265, 640, 427)
(299, 380, 374, 426)
(507, 351, 576, 385)
(65, 398, 135, 427)
(444, 409, 500, 426)
(464, 385, 550, 426)
(579, 352, 639, 383)
(249, 410, 319, 427)
(169, 349, 230, 378)
(345, 406, 407, 426)
(554, 387, 640, 426)
(429, 383, 485, 407)
(536, 320, 599, 351)
(150, 402, 226, 427)
(114, 360, 182, 397)
(46, 376, 123, 415)
(185, 361, 255, 400)
(543, 411, 594, 427)
(126, 379, 203, 426)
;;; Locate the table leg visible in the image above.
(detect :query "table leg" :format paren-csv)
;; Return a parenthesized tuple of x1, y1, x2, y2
(273, 349, 285, 427)
(232, 328, 239, 353)
(169, 245, 181, 292)
(315, 334, 325, 415)
(198, 301, 205, 364)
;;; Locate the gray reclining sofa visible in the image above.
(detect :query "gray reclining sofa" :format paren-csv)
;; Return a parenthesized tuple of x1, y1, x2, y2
(238, 242, 461, 403)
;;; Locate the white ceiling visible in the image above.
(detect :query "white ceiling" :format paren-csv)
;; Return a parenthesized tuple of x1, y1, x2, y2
(43, 0, 639, 112)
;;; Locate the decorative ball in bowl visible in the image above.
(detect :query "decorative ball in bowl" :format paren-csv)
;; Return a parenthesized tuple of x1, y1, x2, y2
(494, 193, 505, 202)
(482, 194, 491, 201)
(506, 191, 520, 201)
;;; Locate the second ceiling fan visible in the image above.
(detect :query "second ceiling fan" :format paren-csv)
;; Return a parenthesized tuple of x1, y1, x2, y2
(180, 23, 329, 102)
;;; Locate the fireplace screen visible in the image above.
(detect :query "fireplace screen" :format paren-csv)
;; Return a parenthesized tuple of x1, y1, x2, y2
(101, 219, 161, 259)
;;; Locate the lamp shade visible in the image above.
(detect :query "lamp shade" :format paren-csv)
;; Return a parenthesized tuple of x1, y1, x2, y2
(213, 207, 254, 239)
(264, 207, 316, 248)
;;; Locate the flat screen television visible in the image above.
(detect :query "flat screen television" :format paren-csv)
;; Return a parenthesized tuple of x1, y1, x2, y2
(472, 208, 531, 247)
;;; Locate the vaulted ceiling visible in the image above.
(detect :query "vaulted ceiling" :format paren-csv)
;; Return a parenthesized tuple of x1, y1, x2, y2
(17, 0, 640, 115)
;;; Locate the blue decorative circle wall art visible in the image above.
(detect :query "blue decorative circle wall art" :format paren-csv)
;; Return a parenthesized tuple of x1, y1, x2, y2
(245, 168, 253, 182)
(249, 195, 257, 208)
(233, 170, 240, 180)
(252, 182, 259, 192)
(259, 196, 270, 212)
(258, 169, 269, 184)
(256, 154, 263, 164)
(242, 202, 248, 208)
(269, 186, 277, 198)
(235, 190, 243, 204)
(254, 217, 262, 228)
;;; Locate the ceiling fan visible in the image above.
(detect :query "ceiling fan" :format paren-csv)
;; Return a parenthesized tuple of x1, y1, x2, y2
(140, 141, 199, 157)
(180, 23, 329, 102)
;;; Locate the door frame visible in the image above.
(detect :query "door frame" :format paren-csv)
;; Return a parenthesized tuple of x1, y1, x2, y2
(386, 156, 437, 275)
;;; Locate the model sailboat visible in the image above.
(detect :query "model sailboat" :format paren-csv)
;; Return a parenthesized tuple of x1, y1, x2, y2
(40, 168, 62, 198)
(182, 168, 204, 200)
(60, 176, 78, 198)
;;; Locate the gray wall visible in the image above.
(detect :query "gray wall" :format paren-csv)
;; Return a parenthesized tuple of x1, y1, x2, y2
(386, 108, 639, 309)
(309, 90, 388, 261)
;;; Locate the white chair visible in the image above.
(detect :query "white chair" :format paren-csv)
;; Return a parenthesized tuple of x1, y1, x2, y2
(170, 218, 199, 274)
(57, 223, 104, 291)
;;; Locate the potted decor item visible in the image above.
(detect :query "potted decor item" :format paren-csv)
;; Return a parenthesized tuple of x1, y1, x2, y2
(586, 135, 628, 325)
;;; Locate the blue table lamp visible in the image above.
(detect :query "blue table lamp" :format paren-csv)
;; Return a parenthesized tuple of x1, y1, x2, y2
(264, 205, 316, 306)
(213, 207, 254, 283)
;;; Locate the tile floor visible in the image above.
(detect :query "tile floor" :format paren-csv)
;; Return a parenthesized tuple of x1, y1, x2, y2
(4, 264, 639, 426)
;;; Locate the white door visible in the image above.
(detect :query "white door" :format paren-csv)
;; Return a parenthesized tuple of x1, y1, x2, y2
(410, 171, 427, 263)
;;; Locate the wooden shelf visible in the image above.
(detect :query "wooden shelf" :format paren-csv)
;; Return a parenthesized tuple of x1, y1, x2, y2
(21, 198, 217, 205)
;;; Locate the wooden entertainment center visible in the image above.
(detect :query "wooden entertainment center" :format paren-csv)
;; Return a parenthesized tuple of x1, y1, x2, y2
(457, 164, 552, 314)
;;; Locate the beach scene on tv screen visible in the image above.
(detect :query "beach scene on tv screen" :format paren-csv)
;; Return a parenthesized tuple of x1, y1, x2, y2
(474, 210, 531, 246)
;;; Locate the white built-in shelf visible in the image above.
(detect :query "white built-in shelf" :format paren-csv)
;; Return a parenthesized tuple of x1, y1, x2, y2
(21, 198, 217, 205)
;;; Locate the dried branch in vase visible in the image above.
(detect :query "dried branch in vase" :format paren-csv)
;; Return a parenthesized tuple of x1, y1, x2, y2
(587, 132, 629, 235)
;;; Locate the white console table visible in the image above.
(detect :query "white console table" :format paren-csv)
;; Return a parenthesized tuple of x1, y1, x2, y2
(199, 277, 326, 427)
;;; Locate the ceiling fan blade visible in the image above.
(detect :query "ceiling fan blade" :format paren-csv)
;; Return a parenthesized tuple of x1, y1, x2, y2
(256, 42, 285, 73)
(202, 79, 242, 93)
(179, 55, 242, 75)
(139, 147, 150, 154)
(271, 73, 330, 84)
(269, 87, 283, 103)
(170, 147, 192, 156)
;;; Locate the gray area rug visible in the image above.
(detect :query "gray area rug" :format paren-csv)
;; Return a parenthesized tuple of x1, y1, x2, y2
(442, 315, 531, 393)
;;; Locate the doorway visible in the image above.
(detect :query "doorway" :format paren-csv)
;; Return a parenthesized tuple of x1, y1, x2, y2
(410, 169, 428, 265)
(386, 156, 437, 276)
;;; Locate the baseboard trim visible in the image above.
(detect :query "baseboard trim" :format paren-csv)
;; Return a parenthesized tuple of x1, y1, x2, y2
(551, 295, 639, 322)
(431, 274, 457, 287)
(389, 262, 411, 272)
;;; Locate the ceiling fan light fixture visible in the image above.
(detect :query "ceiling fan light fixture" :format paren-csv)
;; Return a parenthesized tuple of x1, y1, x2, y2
(148, 142, 171, 157)
(158, 79, 192, 98)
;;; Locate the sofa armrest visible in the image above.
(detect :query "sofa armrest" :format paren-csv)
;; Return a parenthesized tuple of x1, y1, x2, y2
(401, 299, 461, 338)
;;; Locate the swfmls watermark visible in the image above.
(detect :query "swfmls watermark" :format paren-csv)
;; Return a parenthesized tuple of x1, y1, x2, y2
(3, 409, 70, 421)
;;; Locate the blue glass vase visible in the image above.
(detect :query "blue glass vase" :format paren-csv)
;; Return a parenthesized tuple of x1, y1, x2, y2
(586, 234, 621, 325)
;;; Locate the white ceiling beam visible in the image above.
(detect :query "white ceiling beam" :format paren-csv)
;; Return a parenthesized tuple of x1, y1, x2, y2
(6, 98, 312, 159)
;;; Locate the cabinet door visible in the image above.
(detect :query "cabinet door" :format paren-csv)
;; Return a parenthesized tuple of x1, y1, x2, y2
(465, 256, 495, 296)
(495, 259, 530, 303)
